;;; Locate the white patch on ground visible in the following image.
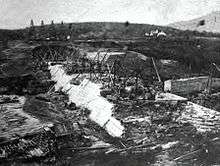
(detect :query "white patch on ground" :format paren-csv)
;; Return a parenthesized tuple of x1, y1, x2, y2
(161, 141, 179, 149)
(155, 92, 187, 101)
(91, 141, 111, 148)
(123, 116, 151, 123)
(160, 59, 178, 65)
(49, 65, 124, 137)
(86, 52, 125, 61)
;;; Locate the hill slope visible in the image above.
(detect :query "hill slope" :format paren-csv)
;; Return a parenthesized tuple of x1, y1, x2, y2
(169, 11, 220, 33)
(29, 22, 184, 40)
(1, 21, 220, 42)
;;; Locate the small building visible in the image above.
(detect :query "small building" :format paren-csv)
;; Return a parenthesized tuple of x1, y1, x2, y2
(157, 31, 167, 37)
(145, 29, 166, 37)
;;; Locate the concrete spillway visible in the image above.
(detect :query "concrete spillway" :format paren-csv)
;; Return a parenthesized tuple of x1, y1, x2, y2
(49, 65, 124, 137)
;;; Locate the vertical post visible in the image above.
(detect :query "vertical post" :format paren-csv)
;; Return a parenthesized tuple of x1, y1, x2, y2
(151, 57, 161, 82)
(206, 64, 214, 94)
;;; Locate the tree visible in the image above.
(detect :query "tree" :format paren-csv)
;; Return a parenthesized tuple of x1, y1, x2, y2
(30, 19, 34, 27)
(41, 20, 44, 26)
(28, 19, 35, 40)
(49, 20, 56, 38)
(59, 21, 66, 40)
(124, 21, 130, 38)
(197, 20, 205, 27)
(124, 21, 130, 27)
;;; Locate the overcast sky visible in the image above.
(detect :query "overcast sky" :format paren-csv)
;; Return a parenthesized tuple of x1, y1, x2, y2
(1, 0, 220, 29)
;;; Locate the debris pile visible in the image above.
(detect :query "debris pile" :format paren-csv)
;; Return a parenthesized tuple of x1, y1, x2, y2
(0, 95, 56, 163)
(190, 92, 220, 111)
(1, 41, 220, 165)
(0, 127, 56, 162)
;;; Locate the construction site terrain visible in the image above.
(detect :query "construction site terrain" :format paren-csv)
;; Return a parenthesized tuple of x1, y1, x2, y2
(0, 37, 220, 166)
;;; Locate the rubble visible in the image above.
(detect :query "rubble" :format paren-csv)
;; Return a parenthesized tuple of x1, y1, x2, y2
(178, 102, 220, 133)
(0, 95, 56, 162)
(190, 92, 220, 111)
(1, 41, 220, 165)
(157, 93, 220, 133)
(0, 126, 56, 162)
(0, 95, 53, 141)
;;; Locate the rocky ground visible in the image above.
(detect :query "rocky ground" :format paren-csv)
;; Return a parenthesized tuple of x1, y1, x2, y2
(1, 42, 220, 166)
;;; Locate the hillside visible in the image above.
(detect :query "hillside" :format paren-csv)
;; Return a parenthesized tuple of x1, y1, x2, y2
(169, 11, 220, 33)
(1, 21, 219, 42)
(0, 29, 25, 40)
(32, 22, 220, 40)
(27, 22, 186, 40)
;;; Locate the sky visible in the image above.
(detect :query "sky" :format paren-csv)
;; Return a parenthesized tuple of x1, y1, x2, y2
(1, 0, 220, 29)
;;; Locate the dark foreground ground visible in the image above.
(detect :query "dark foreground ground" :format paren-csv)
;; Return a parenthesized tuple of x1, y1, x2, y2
(1, 38, 220, 166)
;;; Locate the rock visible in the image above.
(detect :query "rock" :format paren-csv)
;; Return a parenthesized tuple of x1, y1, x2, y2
(67, 102, 77, 110)
(145, 92, 152, 99)
(106, 95, 117, 101)
(70, 79, 81, 85)
(100, 89, 112, 97)
(78, 119, 87, 126)
(36, 94, 51, 102)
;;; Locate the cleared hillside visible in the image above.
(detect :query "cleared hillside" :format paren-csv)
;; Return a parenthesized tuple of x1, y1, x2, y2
(169, 11, 220, 33)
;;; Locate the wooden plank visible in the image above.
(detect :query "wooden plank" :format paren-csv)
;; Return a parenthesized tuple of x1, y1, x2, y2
(151, 57, 161, 82)
(164, 76, 220, 94)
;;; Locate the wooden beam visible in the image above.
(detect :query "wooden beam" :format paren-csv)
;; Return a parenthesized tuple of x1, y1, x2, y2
(151, 57, 161, 82)
(164, 76, 220, 94)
